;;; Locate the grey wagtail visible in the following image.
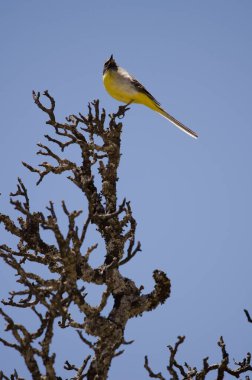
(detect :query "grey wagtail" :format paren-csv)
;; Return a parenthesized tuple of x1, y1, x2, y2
(103, 55, 198, 139)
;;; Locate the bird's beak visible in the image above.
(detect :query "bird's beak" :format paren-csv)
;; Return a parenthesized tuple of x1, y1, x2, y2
(110, 54, 114, 61)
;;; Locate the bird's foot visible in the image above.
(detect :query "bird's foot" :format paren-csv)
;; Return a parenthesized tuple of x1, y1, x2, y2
(117, 101, 133, 119)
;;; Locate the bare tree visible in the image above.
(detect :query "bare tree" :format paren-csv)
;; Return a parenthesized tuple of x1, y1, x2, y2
(1, 92, 251, 380)
(0, 91, 171, 380)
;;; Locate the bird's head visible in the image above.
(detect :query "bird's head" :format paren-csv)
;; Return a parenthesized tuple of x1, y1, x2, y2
(103, 54, 118, 74)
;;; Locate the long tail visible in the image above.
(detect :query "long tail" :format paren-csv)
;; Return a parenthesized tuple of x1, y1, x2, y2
(156, 106, 198, 139)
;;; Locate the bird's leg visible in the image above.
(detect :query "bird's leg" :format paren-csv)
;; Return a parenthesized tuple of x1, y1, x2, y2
(125, 100, 133, 106)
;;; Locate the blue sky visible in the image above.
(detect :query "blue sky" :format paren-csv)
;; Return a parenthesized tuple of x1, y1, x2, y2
(1, 1, 252, 379)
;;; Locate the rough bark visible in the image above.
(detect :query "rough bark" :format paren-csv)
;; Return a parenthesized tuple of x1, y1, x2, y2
(0, 91, 171, 379)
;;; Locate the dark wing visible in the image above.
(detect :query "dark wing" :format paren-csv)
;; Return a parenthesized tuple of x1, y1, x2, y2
(131, 77, 161, 107)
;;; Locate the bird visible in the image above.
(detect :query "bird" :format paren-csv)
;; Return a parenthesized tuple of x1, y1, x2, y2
(103, 55, 198, 139)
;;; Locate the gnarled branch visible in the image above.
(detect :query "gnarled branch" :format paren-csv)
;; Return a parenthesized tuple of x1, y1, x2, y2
(145, 336, 252, 379)
(0, 91, 171, 380)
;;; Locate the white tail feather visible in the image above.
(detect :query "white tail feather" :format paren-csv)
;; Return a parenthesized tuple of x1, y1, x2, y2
(157, 107, 198, 139)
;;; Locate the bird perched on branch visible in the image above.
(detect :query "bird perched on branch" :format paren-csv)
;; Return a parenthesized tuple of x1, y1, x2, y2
(103, 55, 198, 139)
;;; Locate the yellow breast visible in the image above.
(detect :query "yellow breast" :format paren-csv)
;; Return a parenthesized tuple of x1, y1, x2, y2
(103, 70, 137, 104)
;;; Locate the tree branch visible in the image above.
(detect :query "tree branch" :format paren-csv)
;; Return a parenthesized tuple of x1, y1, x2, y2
(145, 336, 252, 379)
(0, 91, 171, 380)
